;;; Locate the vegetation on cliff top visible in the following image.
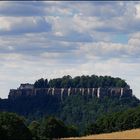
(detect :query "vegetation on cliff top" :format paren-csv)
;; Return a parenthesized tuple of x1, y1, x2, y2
(34, 75, 128, 88)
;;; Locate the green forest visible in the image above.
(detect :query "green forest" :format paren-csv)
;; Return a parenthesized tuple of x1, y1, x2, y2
(86, 105, 140, 135)
(2, 104, 140, 139)
(0, 112, 78, 139)
(0, 94, 140, 136)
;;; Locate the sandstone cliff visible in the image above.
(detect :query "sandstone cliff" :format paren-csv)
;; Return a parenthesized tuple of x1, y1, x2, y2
(8, 84, 133, 100)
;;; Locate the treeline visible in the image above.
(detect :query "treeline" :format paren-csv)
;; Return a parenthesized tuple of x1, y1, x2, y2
(0, 94, 139, 135)
(86, 105, 140, 135)
(0, 112, 78, 139)
(34, 75, 128, 88)
(2, 104, 140, 139)
(59, 95, 139, 134)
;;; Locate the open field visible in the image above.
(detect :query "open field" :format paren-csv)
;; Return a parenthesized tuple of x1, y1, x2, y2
(64, 129, 140, 139)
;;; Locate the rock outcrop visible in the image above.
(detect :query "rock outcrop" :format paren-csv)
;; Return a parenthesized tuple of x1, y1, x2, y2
(8, 84, 133, 100)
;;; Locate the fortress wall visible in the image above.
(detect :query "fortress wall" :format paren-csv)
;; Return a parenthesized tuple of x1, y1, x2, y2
(109, 88, 121, 97)
(8, 87, 133, 100)
(121, 88, 132, 97)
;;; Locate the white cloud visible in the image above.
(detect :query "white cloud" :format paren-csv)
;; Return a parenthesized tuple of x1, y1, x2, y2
(135, 4, 140, 18)
(73, 14, 103, 33)
(0, 1, 140, 99)
(0, 17, 51, 35)
(0, 17, 11, 31)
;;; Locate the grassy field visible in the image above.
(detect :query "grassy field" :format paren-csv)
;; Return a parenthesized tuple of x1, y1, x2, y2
(64, 129, 140, 139)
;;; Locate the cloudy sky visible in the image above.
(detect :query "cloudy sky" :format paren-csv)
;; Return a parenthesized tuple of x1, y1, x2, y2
(0, 1, 140, 99)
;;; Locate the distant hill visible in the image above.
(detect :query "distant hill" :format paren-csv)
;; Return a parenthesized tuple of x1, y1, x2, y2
(0, 75, 140, 134)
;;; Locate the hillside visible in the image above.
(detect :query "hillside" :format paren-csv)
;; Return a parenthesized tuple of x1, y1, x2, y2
(0, 75, 140, 135)
(2, 105, 140, 139)
(67, 129, 140, 139)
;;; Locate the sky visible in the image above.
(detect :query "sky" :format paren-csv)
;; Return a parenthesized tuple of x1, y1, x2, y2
(0, 1, 140, 99)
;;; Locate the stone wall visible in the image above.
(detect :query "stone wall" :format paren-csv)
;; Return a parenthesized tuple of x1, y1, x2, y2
(8, 87, 133, 100)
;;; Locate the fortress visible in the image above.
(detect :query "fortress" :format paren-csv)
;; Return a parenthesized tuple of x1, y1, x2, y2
(8, 83, 133, 100)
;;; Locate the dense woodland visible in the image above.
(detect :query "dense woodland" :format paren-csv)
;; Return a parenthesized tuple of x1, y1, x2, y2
(1, 105, 140, 139)
(0, 94, 139, 135)
(0, 112, 78, 139)
(34, 75, 129, 88)
(86, 105, 140, 135)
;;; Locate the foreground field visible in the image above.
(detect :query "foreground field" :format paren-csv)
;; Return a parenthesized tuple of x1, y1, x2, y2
(65, 129, 140, 139)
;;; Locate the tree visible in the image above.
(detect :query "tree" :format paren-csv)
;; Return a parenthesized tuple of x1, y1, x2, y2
(44, 79, 49, 88)
(0, 112, 32, 139)
(63, 75, 72, 88)
(85, 105, 140, 136)
(66, 125, 79, 137)
(34, 78, 45, 88)
(28, 121, 41, 140)
(0, 125, 8, 139)
(43, 116, 67, 138)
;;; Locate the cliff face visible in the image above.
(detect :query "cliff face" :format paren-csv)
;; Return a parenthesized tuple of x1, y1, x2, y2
(8, 85, 133, 100)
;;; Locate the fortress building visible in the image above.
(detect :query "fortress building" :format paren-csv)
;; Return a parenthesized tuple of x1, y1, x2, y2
(8, 83, 133, 100)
